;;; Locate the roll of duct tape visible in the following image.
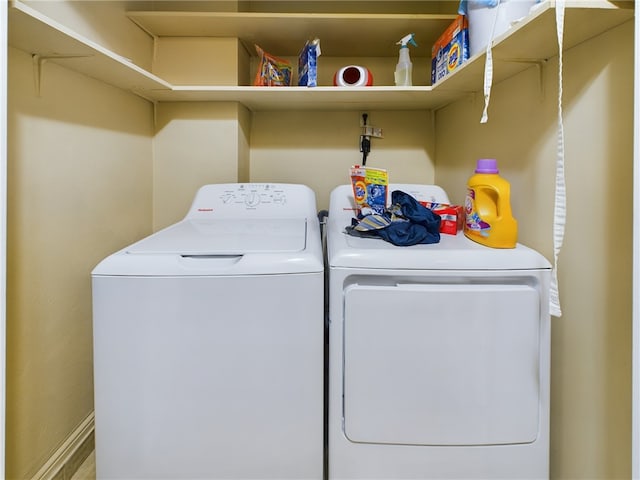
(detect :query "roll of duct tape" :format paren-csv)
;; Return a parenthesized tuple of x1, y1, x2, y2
(333, 65, 373, 87)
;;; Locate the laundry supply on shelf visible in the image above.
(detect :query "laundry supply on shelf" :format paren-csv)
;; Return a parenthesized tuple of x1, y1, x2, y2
(460, 0, 537, 57)
(334, 65, 373, 86)
(394, 33, 418, 86)
(254, 44, 292, 86)
(431, 15, 469, 84)
(298, 38, 321, 87)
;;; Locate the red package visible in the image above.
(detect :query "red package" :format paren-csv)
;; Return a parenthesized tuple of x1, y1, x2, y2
(421, 202, 464, 235)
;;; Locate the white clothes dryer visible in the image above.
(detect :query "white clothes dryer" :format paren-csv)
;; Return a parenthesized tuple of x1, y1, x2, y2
(327, 184, 551, 480)
(92, 183, 324, 480)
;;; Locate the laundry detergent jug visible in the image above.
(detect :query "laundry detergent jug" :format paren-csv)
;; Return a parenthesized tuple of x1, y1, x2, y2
(464, 158, 517, 248)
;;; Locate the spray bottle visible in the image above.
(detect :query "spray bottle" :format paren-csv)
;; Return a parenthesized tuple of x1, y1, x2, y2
(394, 33, 418, 87)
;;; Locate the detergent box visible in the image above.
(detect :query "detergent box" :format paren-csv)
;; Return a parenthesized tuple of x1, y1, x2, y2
(350, 166, 388, 215)
(422, 202, 464, 235)
(431, 15, 470, 85)
(298, 38, 321, 87)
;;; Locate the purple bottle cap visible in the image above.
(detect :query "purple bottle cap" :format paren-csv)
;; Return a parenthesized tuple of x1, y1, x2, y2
(475, 158, 499, 174)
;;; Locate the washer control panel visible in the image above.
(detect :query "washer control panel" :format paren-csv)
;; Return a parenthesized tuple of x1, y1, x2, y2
(186, 183, 313, 219)
(219, 184, 287, 208)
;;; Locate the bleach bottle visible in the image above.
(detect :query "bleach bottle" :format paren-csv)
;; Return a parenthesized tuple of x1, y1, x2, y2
(394, 33, 417, 86)
(464, 158, 518, 248)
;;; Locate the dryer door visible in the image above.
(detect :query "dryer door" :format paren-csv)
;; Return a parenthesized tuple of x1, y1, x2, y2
(343, 282, 541, 446)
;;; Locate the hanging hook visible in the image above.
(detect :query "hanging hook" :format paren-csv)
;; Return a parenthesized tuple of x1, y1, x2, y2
(361, 113, 370, 166)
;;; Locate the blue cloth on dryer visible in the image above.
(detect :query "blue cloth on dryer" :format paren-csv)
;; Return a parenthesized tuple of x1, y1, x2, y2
(345, 190, 441, 246)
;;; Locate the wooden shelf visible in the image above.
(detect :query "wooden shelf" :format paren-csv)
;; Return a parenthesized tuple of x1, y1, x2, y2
(126, 11, 457, 58)
(148, 86, 462, 111)
(435, 0, 635, 93)
(8, 0, 171, 96)
(8, 0, 634, 111)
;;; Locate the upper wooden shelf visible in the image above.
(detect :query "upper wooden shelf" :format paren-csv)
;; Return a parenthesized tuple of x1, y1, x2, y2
(127, 11, 457, 58)
(7, 0, 634, 111)
(435, 0, 635, 93)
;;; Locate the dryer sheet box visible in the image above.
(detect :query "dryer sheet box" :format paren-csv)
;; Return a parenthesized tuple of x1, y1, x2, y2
(422, 202, 464, 235)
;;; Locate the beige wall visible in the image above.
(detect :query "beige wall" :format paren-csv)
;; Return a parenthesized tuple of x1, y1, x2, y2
(152, 107, 435, 224)
(435, 20, 634, 479)
(153, 102, 251, 230)
(153, 37, 249, 86)
(6, 47, 153, 479)
(250, 110, 436, 211)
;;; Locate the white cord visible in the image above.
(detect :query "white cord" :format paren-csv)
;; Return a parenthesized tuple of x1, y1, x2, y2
(480, 0, 501, 123)
(550, 0, 566, 317)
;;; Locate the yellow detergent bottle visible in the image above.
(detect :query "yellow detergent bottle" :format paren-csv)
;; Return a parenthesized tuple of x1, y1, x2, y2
(464, 158, 518, 248)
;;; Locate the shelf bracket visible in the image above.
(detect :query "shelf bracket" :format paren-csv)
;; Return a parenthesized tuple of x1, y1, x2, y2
(500, 58, 547, 98)
(32, 53, 93, 97)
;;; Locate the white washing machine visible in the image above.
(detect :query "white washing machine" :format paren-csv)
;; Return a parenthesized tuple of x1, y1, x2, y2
(327, 184, 551, 480)
(92, 183, 324, 480)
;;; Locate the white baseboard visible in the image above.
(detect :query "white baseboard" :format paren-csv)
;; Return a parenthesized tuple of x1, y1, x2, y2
(31, 411, 95, 480)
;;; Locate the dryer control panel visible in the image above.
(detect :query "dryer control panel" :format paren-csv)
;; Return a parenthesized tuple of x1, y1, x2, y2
(186, 183, 315, 219)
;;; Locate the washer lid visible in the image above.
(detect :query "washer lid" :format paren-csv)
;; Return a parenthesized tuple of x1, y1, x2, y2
(126, 218, 307, 255)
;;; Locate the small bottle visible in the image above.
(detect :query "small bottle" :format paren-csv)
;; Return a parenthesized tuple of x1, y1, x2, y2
(464, 159, 518, 248)
(394, 33, 418, 87)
